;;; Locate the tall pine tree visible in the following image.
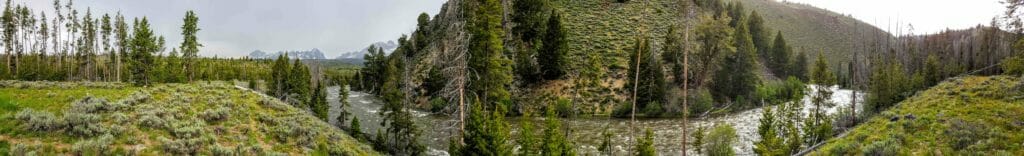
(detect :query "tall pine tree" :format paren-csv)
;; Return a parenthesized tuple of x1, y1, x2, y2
(538, 11, 567, 80)
(180, 10, 201, 81)
(128, 17, 158, 86)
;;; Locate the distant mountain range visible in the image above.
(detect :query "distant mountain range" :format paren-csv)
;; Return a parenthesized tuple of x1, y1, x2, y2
(248, 48, 327, 60)
(335, 41, 398, 59)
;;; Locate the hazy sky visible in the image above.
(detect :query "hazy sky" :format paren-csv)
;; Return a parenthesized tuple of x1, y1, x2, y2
(20, 0, 446, 58)
(784, 0, 1006, 35)
(17, 0, 1006, 57)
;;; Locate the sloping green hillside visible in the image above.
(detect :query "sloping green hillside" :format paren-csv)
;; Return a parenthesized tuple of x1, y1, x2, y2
(812, 76, 1024, 155)
(728, 0, 892, 64)
(0, 81, 376, 155)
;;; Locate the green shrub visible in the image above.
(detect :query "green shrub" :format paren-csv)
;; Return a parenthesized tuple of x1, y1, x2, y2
(945, 119, 988, 150)
(862, 137, 901, 156)
(209, 144, 234, 156)
(0, 140, 9, 154)
(70, 96, 119, 113)
(555, 98, 573, 117)
(429, 98, 446, 113)
(642, 101, 664, 117)
(71, 134, 114, 155)
(1000, 55, 1024, 75)
(63, 112, 106, 137)
(138, 113, 168, 129)
(14, 109, 63, 132)
(634, 128, 656, 156)
(688, 88, 714, 117)
(611, 102, 633, 117)
(10, 143, 37, 156)
(200, 107, 231, 122)
(706, 123, 737, 156)
(825, 141, 860, 155)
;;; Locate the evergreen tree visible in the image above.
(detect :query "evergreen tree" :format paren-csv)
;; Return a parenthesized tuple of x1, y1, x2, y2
(3, 1, 17, 77)
(128, 17, 158, 86)
(350, 116, 362, 139)
(706, 124, 738, 156)
(711, 21, 759, 105)
(747, 11, 770, 60)
(337, 84, 351, 128)
(539, 11, 567, 80)
(180, 10, 201, 81)
(662, 27, 685, 85)
(516, 113, 539, 155)
(312, 82, 329, 121)
(511, 0, 548, 43)
(804, 52, 835, 145)
(790, 50, 809, 81)
(378, 51, 424, 155)
(270, 54, 291, 98)
(541, 105, 574, 156)
(769, 31, 791, 77)
(695, 13, 735, 86)
(287, 59, 311, 107)
(624, 38, 666, 116)
(635, 128, 656, 156)
(754, 107, 786, 155)
(456, 0, 514, 154)
(114, 13, 129, 82)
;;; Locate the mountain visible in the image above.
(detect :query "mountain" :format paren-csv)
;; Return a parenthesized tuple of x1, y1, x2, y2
(335, 41, 399, 60)
(248, 48, 327, 60)
(812, 76, 1024, 155)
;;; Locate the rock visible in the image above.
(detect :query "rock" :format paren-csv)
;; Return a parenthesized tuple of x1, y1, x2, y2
(890, 116, 900, 122)
(904, 114, 916, 120)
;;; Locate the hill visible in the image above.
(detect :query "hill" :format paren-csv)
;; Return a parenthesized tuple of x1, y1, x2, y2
(728, 0, 893, 65)
(812, 76, 1024, 155)
(336, 41, 399, 60)
(0, 81, 376, 155)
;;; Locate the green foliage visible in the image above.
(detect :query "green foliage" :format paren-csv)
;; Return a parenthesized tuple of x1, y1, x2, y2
(180, 10, 201, 81)
(541, 105, 574, 156)
(789, 50, 809, 81)
(349, 116, 362, 139)
(311, 82, 329, 121)
(539, 11, 568, 80)
(866, 62, 913, 115)
(337, 85, 351, 127)
(625, 37, 667, 116)
(512, 0, 548, 43)
(1000, 55, 1024, 75)
(706, 123, 738, 156)
(695, 13, 735, 88)
(687, 88, 714, 117)
(516, 113, 539, 155)
(128, 18, 159, 86)
(691, 125, 707, 155)
(458, 100, 512, 156)
(754, 107, 786, 156)
(286, 59, 311, 107)
(747, 11, 771, 62)
(635, 128, 656, 156)
(598, 129, 613, 155)
(711, 19, 760, 106)
(662, 27, 685, 85)
(466, 0, 513, 112)
(377, 52, 424, 155)
(768, 31, 792, 77)
(861, 137, 901, 156)
(71, 134, 114, 155)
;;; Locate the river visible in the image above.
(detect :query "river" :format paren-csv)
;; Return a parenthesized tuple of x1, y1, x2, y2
(327, 85, 862, 156)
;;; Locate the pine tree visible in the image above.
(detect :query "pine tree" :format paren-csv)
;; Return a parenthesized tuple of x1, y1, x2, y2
(754, 107, 786, 155)
(662, 27, 685, 85)
(456, 0, 514, 154)
(312, 82, 329, 121)
(378, 51, 424, 155)
(270, 54, 291, 98)
(540, 105, 574, 156)
(539, 11, 567, 80)
(113, 13, 129, 82)
(128, 17, 158, 86)
(3, 1, 17, 77)
(695, 13, 735, 86)
(711, 20, 759, 105)
(180, 10, 201, 82)
(805, 52, 835, 145)
(769, 31, 791, 77)
(790, 50, 809, 81)
(337, 84, 351, 128)
(511, 0, 548, 43)
(287, 59, 311, 107)
(635, 128, 656, 156)
(516, 112, 539, 155)
(624, 38, 666, 115)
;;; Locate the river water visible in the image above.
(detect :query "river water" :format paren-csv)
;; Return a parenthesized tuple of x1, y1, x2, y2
(327, 85, 862, 156)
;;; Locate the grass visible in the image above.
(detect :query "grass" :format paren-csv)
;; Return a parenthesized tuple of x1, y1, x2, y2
(0, 81, 378, 155)
(812, 76, 1024, 155)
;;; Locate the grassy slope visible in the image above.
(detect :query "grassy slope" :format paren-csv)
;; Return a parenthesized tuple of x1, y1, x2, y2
(729, 0, 892, 65)
(547, 0, 889, 106)
(812, 76, 1024, 155)
(0, 81, 376, 155)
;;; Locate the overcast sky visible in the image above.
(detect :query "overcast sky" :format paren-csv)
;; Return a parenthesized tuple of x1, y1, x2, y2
(20, 0, 446, 58)
(784, 0, 1006, 35)
(17, 0, 1006, 58)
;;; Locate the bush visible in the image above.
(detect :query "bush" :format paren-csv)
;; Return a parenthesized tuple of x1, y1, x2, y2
(10, 143, 37, 156)
(64, 112, 107, 137)
(200, 107, 231, 122)
(14, 109, 63, 132)
(71, 134, 114, 155)
(862, 137, 901, 156)
(945, 119, 988, 150)
(138, 113, 168, 129)
(688, 88, 714, 117)
(209, 144, 234, 156)
(70, 96, 119, 113)
(705, 123, 738, 156)
(1000, 55, 1024, 75)
(555, 98, 573, 117)
(642, 102, 664, 117)
(429, 98, 446, 113)
(611, 102, 633, 118)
